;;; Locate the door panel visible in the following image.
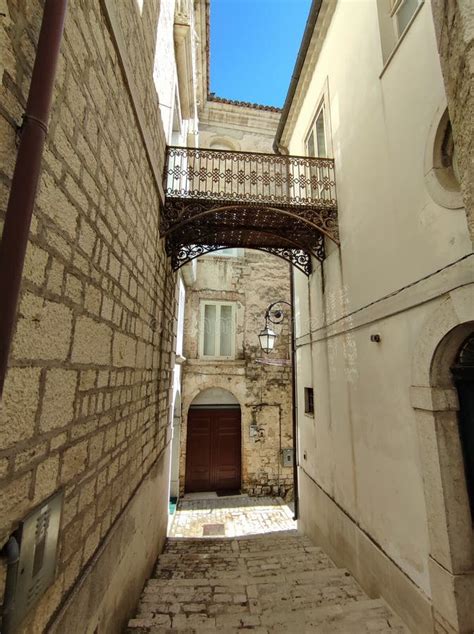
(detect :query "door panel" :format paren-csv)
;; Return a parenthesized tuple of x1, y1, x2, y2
(185, 414, 211, 492)
(185, 408, 241, 492)
(456, 378, 474, 515)
(213, 414, 241, 490)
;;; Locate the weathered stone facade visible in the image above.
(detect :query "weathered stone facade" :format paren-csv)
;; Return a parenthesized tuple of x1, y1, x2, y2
(180, 251, 294, 500)
(431, 0, 474, 241)
(0, 1, 177, 631)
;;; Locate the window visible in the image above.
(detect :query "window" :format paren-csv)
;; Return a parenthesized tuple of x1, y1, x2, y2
(424, 107, 463, 209)
(304, 387, 314, 415)
(391, 0, 421, 37)
(378, 0, 423, 65)
(306, 105, 327, 158)
(305, 103, 331, 202)
(200, 301, 236, 359)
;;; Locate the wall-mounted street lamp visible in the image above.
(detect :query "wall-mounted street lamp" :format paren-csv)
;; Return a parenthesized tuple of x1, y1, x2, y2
(258, 298, 298, 521)
(258, 326, 277, 354)
(258, 300, 292, 354)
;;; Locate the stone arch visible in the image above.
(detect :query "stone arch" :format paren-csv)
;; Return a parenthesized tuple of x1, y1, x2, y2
(184, 384, 242, 417)
(412, 287, 474, 387)
(411, 284, 474, 632)
(190, 387, 239, 407)
(208, 137, 240, 152)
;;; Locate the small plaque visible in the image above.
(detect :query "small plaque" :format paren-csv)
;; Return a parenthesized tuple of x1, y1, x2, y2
(281, 448, 294, 468)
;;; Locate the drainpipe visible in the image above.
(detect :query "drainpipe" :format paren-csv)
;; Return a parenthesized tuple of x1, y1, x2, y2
(289, 265, 299, 520)
(0, 0, 68, 399)
(0, 536, 20, 633)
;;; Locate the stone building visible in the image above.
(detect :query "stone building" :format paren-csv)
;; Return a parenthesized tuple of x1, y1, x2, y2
(174, 86, 294, 501)
(430, 0, 473, 240)
(274, 1, 474, 632)
(179, 249, 294, 499)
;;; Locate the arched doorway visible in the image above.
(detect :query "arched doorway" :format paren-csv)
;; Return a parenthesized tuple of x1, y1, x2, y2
(411, 287, 474, 633)
(451, 332, 474, 519)
(185, 388, 241, 493)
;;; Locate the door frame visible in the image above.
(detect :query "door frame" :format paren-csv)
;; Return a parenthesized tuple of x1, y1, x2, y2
(411, 286, 474, 633)
(184, 405, 242, 493)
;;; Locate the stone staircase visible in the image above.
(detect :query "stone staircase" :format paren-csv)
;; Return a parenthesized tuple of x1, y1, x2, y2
(126, 530, 408, 632)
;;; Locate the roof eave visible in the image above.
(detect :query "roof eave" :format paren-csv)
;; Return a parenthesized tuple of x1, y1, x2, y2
(273, 0, 324, 154)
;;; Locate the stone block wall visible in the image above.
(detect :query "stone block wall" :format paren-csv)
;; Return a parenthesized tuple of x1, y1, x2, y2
(180, 251, 294, 500)
(431, 0, 474, 241)
(0, 1, 176, 631)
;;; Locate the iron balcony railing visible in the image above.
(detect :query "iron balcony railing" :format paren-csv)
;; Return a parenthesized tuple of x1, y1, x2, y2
(164, 146, 337, 209)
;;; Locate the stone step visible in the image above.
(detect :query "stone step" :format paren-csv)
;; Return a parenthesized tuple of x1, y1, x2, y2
(164, 533, 313, 555)
(165, 531, 312, 551)
(128, 522, 408, 633)
(127, 597, 407, 632)
(134, 568, 365, 620)
(163, 541, 318, 558)
(154, 548, 335, 580)
(144, 566, 354, 586)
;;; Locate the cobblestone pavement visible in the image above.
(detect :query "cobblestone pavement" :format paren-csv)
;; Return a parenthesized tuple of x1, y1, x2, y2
(127, 496, 408, 632)
(169, 494, 295, 538)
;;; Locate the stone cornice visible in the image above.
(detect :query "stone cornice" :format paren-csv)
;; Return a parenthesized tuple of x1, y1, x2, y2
(199, 100, 280, 136)
(208, 95, 281, 113)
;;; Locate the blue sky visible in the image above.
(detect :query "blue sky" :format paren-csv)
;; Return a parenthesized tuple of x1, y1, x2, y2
(210, 0, 312, 108)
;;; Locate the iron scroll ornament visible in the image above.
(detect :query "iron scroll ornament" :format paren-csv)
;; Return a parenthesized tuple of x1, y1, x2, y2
(264, 300, 292, 326)
(162, 145, 338, 275)
(170, 245, 313, 276)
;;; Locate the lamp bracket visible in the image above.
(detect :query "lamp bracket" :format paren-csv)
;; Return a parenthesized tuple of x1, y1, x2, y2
(265, 300, 292, 326)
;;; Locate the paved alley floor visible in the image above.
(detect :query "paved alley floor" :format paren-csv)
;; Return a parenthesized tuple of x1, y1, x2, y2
(169, 494, 295, 538)
(127, 495, 408, 632)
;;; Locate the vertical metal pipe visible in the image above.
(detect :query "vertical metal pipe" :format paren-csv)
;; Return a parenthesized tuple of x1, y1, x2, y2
(289, 264, 299, 520)
(0, 0, 68, 398)
(1, 536, 20, 634)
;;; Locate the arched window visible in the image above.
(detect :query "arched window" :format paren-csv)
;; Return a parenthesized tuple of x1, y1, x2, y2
(451, 333, 474, 519)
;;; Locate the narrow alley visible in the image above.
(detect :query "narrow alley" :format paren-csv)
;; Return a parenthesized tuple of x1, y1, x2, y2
(127, 496, 407, 632)
(1, 1, 473, 633)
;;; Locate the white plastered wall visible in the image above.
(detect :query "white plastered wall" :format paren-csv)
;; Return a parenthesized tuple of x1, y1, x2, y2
(287, 1, 473, 630)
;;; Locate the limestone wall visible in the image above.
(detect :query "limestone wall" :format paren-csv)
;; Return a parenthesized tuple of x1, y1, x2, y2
(180, 251, 294, 499)
(199, 100, 280, 153)
(431, 0, 473, 240)
(0, 2, 176, 631)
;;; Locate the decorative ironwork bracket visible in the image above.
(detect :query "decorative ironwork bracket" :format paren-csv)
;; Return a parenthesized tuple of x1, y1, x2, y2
(170, 244, 314, 276)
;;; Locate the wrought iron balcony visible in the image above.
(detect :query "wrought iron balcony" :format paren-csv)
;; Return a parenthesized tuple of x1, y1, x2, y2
(162, 146, 338, 275)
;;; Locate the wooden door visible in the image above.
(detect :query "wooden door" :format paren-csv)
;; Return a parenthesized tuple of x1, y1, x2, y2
(452, 333, 474, 517)
(185, 408, 241, 493)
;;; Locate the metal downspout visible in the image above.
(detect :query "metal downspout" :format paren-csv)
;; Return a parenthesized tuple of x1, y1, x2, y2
(0, 0, 68, 398)
(290, 265, 299, 520)
(0, 536, 20, 633)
